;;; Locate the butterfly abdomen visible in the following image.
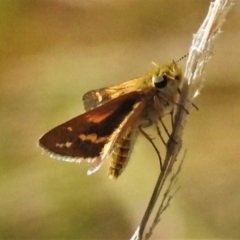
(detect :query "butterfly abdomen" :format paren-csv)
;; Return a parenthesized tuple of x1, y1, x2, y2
(108, 129, 137, 179)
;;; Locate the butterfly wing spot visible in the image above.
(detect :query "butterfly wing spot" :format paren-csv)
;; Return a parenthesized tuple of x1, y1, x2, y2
(86, 133, 97, 142)
(55, 141, 72, 148)
(78, 134, 87, 141)
(67, 127, 73, 131)
(95, 137, 107, 143)
(86, 111, 114, 123)
(55, 143, 64, 148)
(95, 91, 103, 102)
(65, 142, 72, 147)
(79, 134, 107, 144)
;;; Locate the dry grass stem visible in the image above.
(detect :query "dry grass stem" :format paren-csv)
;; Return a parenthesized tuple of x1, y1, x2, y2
(130, 0, 234, 239)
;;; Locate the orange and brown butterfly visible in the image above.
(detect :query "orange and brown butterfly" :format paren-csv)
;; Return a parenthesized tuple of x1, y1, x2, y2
(39, 62, 182, 179)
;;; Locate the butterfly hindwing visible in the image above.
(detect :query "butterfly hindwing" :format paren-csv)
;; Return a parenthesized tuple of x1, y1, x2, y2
(82, 87, 112, 111)
(82, 78, 139, 111)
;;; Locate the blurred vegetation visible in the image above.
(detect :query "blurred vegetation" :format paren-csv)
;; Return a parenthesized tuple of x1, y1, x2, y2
(0, 0, 240, 239)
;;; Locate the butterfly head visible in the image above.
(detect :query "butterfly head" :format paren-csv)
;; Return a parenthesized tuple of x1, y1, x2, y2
(152, 62, 182, 95)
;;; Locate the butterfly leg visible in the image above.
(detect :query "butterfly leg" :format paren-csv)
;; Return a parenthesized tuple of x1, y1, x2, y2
(157, 112, 177, 146)
(155, 120, 166, 146)
(178, 88, 199, 111)
(159, 117, 171, 139)
(139, 121, 163, 171)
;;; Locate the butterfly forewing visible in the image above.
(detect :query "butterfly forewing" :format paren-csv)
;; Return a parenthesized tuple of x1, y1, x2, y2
(39, 91, 146, 173)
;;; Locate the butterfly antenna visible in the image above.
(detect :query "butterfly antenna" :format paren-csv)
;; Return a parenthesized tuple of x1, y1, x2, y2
(174, 53, 189, 63)
(139, 122, 163, 170)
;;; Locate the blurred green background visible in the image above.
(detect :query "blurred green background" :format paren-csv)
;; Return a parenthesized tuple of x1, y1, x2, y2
(1, 0, 240, 239)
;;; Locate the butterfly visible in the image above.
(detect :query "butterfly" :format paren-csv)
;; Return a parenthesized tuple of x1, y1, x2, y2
(39, 62, 182, 179)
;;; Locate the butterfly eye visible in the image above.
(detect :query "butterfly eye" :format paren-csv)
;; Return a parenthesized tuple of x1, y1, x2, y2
(175, 75, 180, 81)
(152, 75, 168, 89)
